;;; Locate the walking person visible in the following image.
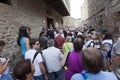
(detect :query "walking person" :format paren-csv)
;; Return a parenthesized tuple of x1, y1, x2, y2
(83, 34, 94, 50)
(63, 38, 84, 80)
(13, 59, 35, 80)
(17, 26, 31, 58)
(42, 39, 64, 80)
(62, 36, 73, 55)
(25, 38, 48, 80)
(38, 28, 48, 50)
(0, 40, 13, 80)
(71, 48, 118, 80)
(109, 33, 120, 79)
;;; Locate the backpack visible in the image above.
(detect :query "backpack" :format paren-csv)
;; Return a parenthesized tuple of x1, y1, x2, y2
(103, 43, 113, 58)
(32, 51, 39, 63)
(87, 41, 95, 48)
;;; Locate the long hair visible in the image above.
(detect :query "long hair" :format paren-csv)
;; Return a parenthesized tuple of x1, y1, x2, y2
(17, 26, 30, 46)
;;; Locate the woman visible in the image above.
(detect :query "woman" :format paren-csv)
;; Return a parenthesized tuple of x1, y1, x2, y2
(64, 38, 84, 80)
(0, 40, 13, 80)
(13, 59, 35, 80)
(17, 26, 31, 58)
(71, 48, 117, 80)
(63, 36, 73, 54)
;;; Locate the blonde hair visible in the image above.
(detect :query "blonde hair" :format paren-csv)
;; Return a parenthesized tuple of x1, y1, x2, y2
(65, 36, 72, 42)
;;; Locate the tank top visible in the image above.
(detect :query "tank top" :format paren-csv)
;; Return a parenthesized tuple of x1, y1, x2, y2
(20, 37, 27, 55)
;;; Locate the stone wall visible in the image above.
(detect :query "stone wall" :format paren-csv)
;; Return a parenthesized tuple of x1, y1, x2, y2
(0, 0, 64, 65)
(0, 0, 46, 57)
(81, 0, 120, 32)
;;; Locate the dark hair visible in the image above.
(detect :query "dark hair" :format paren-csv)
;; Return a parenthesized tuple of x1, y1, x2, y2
(74, 38, 84, 52)
(13, 59, 32, 80)
(101, 30, 108, 34)
(77, 35, 85, 42)
(30, 38, 38, 48)
(0, 40, 5, 46)
(17, 26, 30, 46)
(103, 32, 112, 40)
(39, 29, 46, 36)
(82, 48, 103, 74)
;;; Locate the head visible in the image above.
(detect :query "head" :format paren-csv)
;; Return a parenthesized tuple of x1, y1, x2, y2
(101, 30, 108, 39)
(49, 25, 53, 30)
(77, 35, 85, 42)
(0, 40, 5, 51)
(74, 38, 84, 52)
(17, 26, 30, 46)
(13, 59, 35, 80)
(19, 26, 29, 37)
(39, 29, 47, 36)
(30, 38, 40, 50)
(58, 29, 63, 34)
(85, 34, 92, 41)
(47, 39, 54, 47)
(103, 32, 112, 40)
(65, 36, 72, 42)
(82, 48, 103, 74)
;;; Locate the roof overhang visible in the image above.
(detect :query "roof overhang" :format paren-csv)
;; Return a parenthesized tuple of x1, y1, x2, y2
(45, 0, 70, 16)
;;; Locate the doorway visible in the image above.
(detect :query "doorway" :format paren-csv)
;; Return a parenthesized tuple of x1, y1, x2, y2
(47, 17, 54, 29)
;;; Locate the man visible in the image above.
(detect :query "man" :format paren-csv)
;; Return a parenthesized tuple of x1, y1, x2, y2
(25, 38, 47, 80)
(0, 40, 13, 80)
(54, 29, 65, 49)
(47, 25, 54, 39)
(110, 33, 120, 79)
(39, 29, 48, 50)
(42, 39, 64, 80)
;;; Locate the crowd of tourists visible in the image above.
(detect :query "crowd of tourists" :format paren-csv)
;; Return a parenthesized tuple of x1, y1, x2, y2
(0, 25, 120, 80)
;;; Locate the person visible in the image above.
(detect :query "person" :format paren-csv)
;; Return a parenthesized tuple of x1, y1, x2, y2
(13, 59, 35, 80)
(71, 48, 118, 80)
(83, 34, 94, 50)
(109, 33, 120, 79)
(17, 26, 31, 58)
(64, 38, 84, 80)
(42, 39, 64, 80)
(0, 40, 13, 80)
(38, 28, 48, 50)
(25, 38, 48, 80)
(100, 43, 110, 70)
(94, 32, 101, 49)
(63, 36, 73, 54)
(102, 32, 113, 58)
(47, 25, 54, 39)
(54, 29, 65, 49)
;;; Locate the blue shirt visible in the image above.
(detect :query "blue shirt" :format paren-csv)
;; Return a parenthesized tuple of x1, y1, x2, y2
(71, 70, 118, 80)
(20, 37, 27, 55)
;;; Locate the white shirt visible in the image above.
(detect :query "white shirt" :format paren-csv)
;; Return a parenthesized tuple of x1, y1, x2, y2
(102, 39, 113, 44)
(42, 46, 63, 73)
(25, 49, 43, 76)
(83, 39, 94, 50)
(0, 58, 9, 78)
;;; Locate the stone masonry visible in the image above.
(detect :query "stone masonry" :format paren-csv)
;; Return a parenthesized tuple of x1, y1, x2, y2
(81, 0, 120, 32)
(0, 0, 70, 68)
